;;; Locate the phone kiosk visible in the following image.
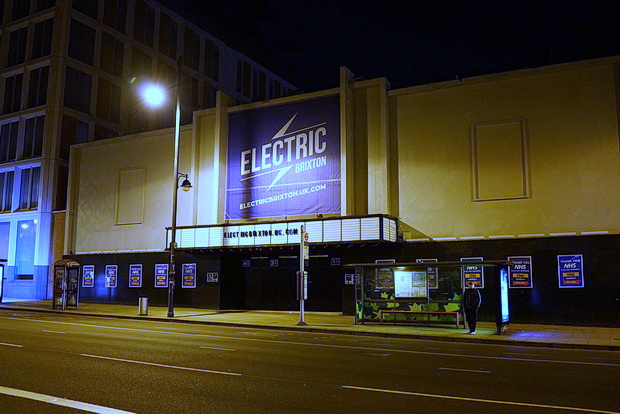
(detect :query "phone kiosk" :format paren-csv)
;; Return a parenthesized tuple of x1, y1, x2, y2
(0, 259, 6, 303)
(53, 259, 80, 310)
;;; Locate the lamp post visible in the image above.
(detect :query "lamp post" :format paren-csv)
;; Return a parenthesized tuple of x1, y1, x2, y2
(139, 58, 191, 318)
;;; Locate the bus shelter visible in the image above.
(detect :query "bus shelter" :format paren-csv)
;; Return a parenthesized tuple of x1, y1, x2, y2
(344, 260, 511, 334)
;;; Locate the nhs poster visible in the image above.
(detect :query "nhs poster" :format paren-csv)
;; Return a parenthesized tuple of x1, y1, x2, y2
(226, 96, 341, 219)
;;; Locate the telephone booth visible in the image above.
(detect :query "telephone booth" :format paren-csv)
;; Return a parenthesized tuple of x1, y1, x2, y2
(53, 259, 80, 310)
(0, 259, 6, 303)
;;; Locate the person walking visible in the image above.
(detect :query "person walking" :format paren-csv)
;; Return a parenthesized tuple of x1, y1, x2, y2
(463, 281, 482, 334)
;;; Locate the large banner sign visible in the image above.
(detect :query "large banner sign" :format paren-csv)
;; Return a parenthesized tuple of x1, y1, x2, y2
(226, 96, 341, 219)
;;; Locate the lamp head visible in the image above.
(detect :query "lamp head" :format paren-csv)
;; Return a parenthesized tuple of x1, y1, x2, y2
(180, 177, 193, 192)
(140, 82, 166, 108)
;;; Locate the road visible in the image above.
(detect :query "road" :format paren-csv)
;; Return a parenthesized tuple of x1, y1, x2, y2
(0, 309, 619, 413)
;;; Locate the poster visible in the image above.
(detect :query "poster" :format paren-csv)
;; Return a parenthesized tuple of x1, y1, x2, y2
(182, 263, 197, 288)
(374, 259, 395, 291)
(557, 254, 584, 288)
(129, 264, 142, 288)
(82, 265, 94, 288)
(155, 264, 169, 287)
(206, 272, 219, 283)
(105, 265, 117, 288)
(508, 256, 533, 288)
(416, 258, 438, 289)
(226, 95, 341, 219)
(461, 257, 484, 287)
(394, 270, 427, 298)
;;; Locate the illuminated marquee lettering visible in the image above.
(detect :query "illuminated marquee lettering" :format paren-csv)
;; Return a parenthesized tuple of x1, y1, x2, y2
(223, 228, 299, 239)
(240, 127, 328, 176)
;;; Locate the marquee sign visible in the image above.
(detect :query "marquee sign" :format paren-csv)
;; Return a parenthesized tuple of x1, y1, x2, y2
(226, 95, 341, 219)
(167, 216, 397, 249)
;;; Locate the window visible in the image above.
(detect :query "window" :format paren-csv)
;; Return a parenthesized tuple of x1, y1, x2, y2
(36, 0, 55, 12)
(204, 41, 219, 81)
(269, 79, 282, 99)
(94, 124, 118, 140)
(158, 13, 178, 59)
(0, 121, 18, 162)
(72, 0, 97, 19)
(27, 66, 49, 108)
(32, 19, 53, 59)
(7, 27, 28, 66)
(64, 67, 92, 113)
(134, 0, 154, 46)
(100, 33, 124, 78)
(242, 62, 251, 97)
(131, 47, 152, 78)
(184, 28, 200, 70)
(0, 171, 14, 211)
(68, 19, 95, 65)
(23, 116, 44, 158)
(103, 0, 126, 33)
(15, 219, 36, 280)
(203, 83, 215, 108)
(19, 167, 40, 210)
(3, 73, 23, 114)
(60, 115, 88, 159)
(11, 0, 30, 21)
(96, 77, 121, 123)
(236, 60, 242, 93)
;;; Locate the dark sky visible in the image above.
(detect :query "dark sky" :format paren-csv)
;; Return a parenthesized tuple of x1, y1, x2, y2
(162, 1, 620, 92)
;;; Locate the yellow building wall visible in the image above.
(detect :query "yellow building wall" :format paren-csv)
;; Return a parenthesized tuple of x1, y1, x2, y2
(392, 62, 620, 239)
(67, 127, 195, 253)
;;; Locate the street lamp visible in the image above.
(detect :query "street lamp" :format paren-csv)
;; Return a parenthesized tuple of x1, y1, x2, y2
(138, 59, 190, 318)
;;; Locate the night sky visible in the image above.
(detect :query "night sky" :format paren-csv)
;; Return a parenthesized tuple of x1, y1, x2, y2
(162, 0, 620, 92)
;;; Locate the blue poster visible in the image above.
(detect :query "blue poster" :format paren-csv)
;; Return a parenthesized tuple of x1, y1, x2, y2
(461, 257, 484, 287)
(155, 264, 168, 288)
(105, 265, 117, 288)
(82, 265, 94, 288)
(226, 95, 341, 219)
(182, 263, 196, 288)
(129, 264, 142, 288)
(557, 254, 584, 288)
(508, 256, 533, 288)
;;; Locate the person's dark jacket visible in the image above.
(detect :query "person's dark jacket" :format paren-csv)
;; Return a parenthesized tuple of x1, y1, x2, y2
(463, 288, 482, 309)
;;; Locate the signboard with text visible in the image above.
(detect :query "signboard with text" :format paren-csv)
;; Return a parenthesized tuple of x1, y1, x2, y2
(226, 95, 341, 219)
(461, 257, 484, 287)
(508, 256, 532, 288)
(557, 254, 584, 288)
(155, 264, 169, 288)
(129, 264, 142, 288)
(105, 265, 117, 288)
(182, 263, 197, 288)
(82, 265, 94, 288)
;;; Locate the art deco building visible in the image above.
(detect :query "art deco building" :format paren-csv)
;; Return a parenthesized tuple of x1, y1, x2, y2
(0, 0, 295, 300)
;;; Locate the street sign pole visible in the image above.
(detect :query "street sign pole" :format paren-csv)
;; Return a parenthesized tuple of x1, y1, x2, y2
(297, 225, 308, 326)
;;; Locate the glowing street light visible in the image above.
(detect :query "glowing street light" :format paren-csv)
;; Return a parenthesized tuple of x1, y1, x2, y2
(138, 58, 190, 318)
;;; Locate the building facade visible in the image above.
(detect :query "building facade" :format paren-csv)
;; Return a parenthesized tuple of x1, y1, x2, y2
(65, 58, 620, 326)
(0, 0, 295, 300)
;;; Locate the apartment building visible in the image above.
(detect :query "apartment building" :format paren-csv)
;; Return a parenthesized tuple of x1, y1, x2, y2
(0, 0, 296, 300)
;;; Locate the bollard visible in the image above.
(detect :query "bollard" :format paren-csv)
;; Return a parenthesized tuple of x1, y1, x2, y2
(138, 297, 148, 316)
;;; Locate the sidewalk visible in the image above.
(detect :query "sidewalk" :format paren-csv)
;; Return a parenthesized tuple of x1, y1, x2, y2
(1, 300, 619, 351)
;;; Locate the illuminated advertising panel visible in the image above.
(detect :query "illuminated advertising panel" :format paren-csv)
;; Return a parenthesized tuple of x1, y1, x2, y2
(461, 257, 484, 287)
(129, 264, 142, 288)
(82, 265, 94, 288)
(226, 95, 341, 219)
(105, 265, 117, 288)
(508, 256, 532, 288)
(154, 264, 168, 288)
(182, 263, 196, 288)
(416, 258, 438, 289)
(557, 254, 584, 288)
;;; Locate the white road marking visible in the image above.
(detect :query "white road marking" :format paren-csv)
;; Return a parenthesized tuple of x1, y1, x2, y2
(365, 353, 390, 357)
(41, 330, 65, 334)
(0, 342, 23, 347)
(343, 385, 620, 414)
(439, 367, 491, 374)
(0, 385, 134, 414)
(199, 346, 236, 351)
(80, 353, 242, 376)
(3, 316, 619, 368)
(503, 352, 541, 356)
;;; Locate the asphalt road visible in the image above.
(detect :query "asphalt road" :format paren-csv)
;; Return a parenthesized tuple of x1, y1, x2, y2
(0, 310, 619, 414)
